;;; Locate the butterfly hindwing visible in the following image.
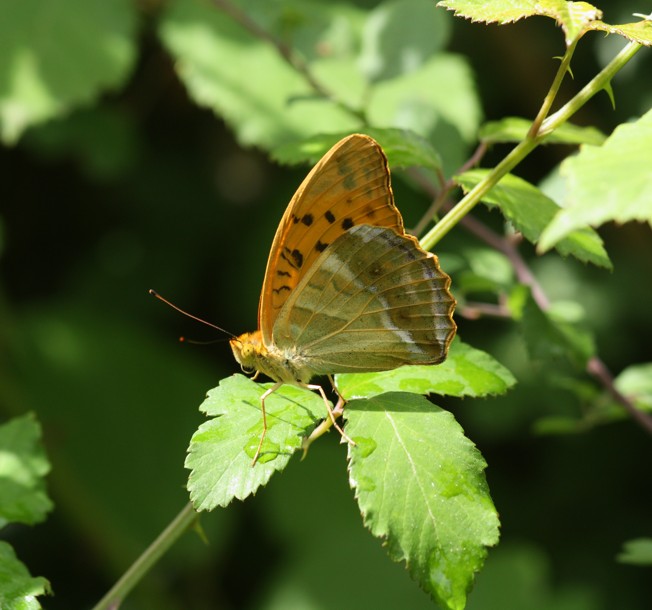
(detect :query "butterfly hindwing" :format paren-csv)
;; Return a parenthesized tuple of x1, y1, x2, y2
(258, 134, 403, 343)
(272, 225, 456, 375)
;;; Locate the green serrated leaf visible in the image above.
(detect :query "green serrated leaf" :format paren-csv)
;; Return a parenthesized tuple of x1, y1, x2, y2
(479, 116, 606, 146)
(186, 375, 327, 511)
(456, 169, 611, 268)
(437, 0, 541, 24)
(614, 363, 652, 411)
(0, 541, 50, 610)
(159, 0, 362, 150)
(520, 290, 595, 368)
(0, 414, 52, 529)
(540, 109, 652, 250)
(0, 0, 137, 144)
(617, 538, 652, 565)
(539, 0, 602, 45)
(368, 53, 481, 144)
(438, 0, 602, 44)
(337, 339, 515, 399)
(359, 0, 451, 83)
(590, 18, 652, 46)
(271, 127, 441, 171)
(346, 392, 499, 609)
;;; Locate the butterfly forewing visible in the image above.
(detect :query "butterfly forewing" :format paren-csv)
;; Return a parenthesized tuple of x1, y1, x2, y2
(272, 225, 456, 375)
(258, 134, 403, 344)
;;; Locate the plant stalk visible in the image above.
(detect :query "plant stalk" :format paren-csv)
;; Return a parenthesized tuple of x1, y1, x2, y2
(419, 40, 642, 251)
(91, 503, 198, 610)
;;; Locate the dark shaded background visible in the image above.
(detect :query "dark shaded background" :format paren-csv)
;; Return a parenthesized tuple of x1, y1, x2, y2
(1, 1, 651, 608)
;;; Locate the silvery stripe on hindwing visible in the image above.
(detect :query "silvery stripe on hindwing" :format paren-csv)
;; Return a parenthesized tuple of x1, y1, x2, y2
(272, 225, 455, 373)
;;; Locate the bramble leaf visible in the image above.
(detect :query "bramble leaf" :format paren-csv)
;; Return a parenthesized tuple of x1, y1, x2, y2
(337, 339, 515, 399)
(0, 414, 52, 528)
(437, 0, 602, 45)
(590, 17, 652, 46)
(456, 169, 611, 268)
(0, 542, 50, 610)
(186, 375, 326, 511)
(0, 0, 137, 143)
(272, 127, 441, 170)
(539, 109, 652, 250)
(479, 116, 606, 146)
(346, 392, 499, 610)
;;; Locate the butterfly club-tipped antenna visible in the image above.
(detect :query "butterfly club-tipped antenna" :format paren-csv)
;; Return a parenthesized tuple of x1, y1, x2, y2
(149, 289, 239, 342)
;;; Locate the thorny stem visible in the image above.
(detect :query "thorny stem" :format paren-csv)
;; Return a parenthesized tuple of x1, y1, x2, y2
(528, 38, 579, 138)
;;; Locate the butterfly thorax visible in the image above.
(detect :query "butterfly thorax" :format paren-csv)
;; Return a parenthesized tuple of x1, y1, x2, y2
(230, 331, 314, 385)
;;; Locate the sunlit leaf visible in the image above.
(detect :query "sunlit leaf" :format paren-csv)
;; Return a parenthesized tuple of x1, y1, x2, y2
(540, 109, 652, 250)
(479, 116, 606, 146)
(346, 392, 499, 610)
(590, 18, 652, 46)
(359, 0, 451, 82)
(0, 542, 50, 610)
(337, 339, 515, 399)
(614, 363, 652, 411)
(186, 375, 326, 511)
(367, 53, 481, 150)
(0, 0, 137, 143)
(0, 414, 52, 529)
(159, 0, 362, 149)
(438, 0, 602, 44)
(456, 170, 611, 268)
(272, 127, 441, 170)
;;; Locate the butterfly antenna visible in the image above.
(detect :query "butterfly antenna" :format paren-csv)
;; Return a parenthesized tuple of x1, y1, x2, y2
(149, 289, 239, 341)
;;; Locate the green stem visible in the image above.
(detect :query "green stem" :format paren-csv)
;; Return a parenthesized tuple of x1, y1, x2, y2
(420, 137, 540, 251)
(419, 40, 642, 252)
(541, 40, 641, 133)
(91, 503, 198, 610)
(528, 39, 578, 137)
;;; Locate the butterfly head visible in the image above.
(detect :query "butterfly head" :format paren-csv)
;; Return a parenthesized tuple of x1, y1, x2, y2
(229, 331, 264, 376)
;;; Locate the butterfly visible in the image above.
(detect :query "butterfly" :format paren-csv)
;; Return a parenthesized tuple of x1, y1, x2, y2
(230, 134, 456, 464)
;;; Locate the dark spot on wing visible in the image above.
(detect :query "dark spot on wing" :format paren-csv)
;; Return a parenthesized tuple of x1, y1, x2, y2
(337, 158, 352, 176)
(277, 270, 291, 278)
(292, 214, 300, 224)
(315, 240, 328, 252)
(272, 284, 292, 295)
(291, 248, 304, 268)
(325, 210, 336, 223)
(301, 214, 313, 226)
(343, 174, 357, 190)
(341, 217, 354, 230)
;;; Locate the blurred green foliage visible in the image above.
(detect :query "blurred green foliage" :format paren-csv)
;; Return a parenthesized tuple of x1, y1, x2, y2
(1, 0, 651, 608)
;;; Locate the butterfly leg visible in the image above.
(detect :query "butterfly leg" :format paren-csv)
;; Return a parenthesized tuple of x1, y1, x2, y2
(306, 383, 355, 446)
(252, 381, 283, 467)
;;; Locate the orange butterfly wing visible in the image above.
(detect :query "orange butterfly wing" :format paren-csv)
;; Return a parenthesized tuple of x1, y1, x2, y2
(258, 134, 403, 345)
